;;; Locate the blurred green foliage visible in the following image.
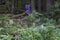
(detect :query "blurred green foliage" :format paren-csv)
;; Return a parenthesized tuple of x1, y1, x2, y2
(0, 11, 60, 40)
(49, 0, 60, 19)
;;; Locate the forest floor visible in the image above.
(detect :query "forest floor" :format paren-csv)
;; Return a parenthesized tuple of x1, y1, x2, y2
(0, 13, 60, 40)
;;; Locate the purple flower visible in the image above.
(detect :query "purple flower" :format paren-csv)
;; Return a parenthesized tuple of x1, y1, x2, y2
(25, 10, 30, 14)
(25, 4, 30, 14)
(25, 4, 30, 10)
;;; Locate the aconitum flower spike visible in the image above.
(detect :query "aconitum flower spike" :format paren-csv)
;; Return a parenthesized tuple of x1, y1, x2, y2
(25, 10, 29, 14)
(25, 4, 30, 10)
(25, 4, 30, 14)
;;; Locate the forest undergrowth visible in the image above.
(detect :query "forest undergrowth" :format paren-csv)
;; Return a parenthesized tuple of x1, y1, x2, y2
(0, 11, 60, 40)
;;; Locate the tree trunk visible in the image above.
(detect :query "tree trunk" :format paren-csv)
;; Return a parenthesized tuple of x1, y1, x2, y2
(46, 0, 52, 18)
(37, 0, 41, 12)
(41, 0, 47, 12)
(46, 0, 51, 13)
(31, 0, 35, 11)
